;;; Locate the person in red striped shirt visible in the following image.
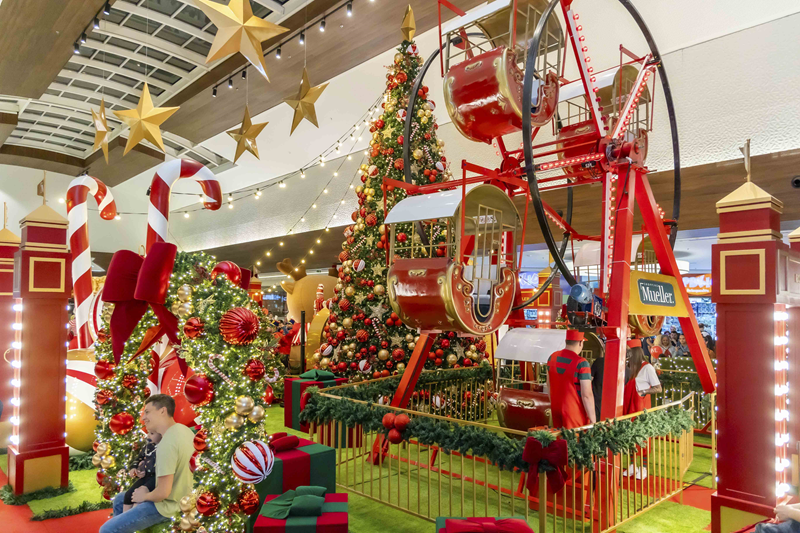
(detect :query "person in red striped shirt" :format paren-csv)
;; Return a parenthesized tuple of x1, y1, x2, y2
(547, 330, 596, 429)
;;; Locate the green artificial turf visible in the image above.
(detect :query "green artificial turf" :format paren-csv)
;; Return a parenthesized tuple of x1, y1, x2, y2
(616, 501, 711, 533)
(26, 468, 107, 517)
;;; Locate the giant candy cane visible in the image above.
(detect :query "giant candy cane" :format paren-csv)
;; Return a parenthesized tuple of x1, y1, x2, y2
(146, 159, 222, 253)
(67, 176, 117, 349)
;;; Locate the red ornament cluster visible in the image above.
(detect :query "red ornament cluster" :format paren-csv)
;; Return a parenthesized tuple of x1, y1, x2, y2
(382, 412, 411, 444)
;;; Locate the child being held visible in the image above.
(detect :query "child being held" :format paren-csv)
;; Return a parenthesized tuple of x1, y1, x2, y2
(755, 504, 800, 532)
(122, 430, 161, 512)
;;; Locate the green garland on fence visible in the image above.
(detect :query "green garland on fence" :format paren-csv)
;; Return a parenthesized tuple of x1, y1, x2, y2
(30, 499, 113, 521)
(301, 386, 694, 471)
(0, 481, 75, 505)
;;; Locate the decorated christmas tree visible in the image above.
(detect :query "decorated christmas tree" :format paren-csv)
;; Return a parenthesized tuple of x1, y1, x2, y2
(93, 250, 283, 532)
(321, 11, 488, 381)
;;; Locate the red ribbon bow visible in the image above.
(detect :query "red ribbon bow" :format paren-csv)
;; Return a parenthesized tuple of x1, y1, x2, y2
(104, 242, 181, 366)
(443, 517, 533, 533)
(522, 437, 568, 495)
(270, 434, 300, 452)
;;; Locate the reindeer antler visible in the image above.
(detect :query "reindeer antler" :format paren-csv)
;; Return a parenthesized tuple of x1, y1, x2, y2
(276, 258, 307, 281)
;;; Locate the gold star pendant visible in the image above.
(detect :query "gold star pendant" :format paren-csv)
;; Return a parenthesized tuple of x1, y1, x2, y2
(401, 5, 416, 41)
(284, 68, 329, 135)
(226, 105, 268, 163)
(381, 124, 395, 140)
(92, 99, 110, 163)
(113, 84, 179, 155)
(194, 0, 288, 81)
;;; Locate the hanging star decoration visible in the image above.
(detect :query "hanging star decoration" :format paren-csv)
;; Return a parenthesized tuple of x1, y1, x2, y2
(226, 106, 268, 162)
(193, 0, 288, 80)
(401, 4, 416, 41)
(284, 68, 329, 135)
(113, 84, 179, 155)
(92, 99, 110, 163)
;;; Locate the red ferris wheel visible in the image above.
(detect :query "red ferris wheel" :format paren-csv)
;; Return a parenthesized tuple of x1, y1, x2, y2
(381, 0, 716, 420)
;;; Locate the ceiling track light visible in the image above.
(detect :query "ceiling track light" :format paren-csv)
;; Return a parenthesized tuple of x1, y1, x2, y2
(103, 2, 111, 15)
(73, 42, 80, 55)
(93, 18, 100, 29)
(319, 18, 326, 32)
(212, 86, 217, 97)
(80, 32, 87, 44)
(228, 77, 233, 89)
(347, 2, 353, 16)
(276, 46, 281, 59)
(242, 70, 247, 80)
(299, 31, 305, 45)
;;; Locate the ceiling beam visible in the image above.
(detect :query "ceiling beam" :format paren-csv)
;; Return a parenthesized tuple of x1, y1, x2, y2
(253, 0, 286, 14)
(5, 138, 87, 158)
(49, 82, 130, 109)
(0, 112, 18, 146)
(0, 143, 86, 175)
(110, 2, 214, 43)
(94, 22, 209, 69)
(68, 56, 171, 91)
(82, 41, 188, 78)
(57, 69, 143, 99)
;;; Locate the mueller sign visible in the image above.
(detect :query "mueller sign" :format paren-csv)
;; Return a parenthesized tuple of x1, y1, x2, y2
(628, 271, 689, 317)
(637, 279, 676, 307)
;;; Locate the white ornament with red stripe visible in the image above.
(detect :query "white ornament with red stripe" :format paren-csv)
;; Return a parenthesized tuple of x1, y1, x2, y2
(146, 159, 222, 253)
(396, 109, 407, 122)
(343, 226, 353, 238)
(352, 259, 365, 272)
(319, 343, 333, 356)
(367, 165, 379, 177)
(358, 359, 372, 374)
(406, 44, 419, 56)
(231, 440, 274, 484)
(427, 100, 436, 111)
(66, 175, 116, 349)
(435, 161, 445, 172)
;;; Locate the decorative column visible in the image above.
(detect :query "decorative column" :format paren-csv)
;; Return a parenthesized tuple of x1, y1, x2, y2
(710, 178, 800, 532)
(7, 204, 72, 495)
(248, 275, 263, 307)
(0, 221, 19, 446)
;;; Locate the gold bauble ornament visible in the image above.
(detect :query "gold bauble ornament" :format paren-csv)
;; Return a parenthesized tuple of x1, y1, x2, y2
(397, 362, 405, 372)
(357, 223, 366, 231)
(92, 453, 103, 467)
(379, 225, 386, 235)
(171, 301, 181, 315)
(345, 286, 356, 297)
(407, 342, 415, 350)
(100, 455, 116, 469)
(188, 509, 200, 527)
(343, 266, 352, 274)
(344, 259, 353, 267)
(368, 188, 375, 195)
(346, 350, 354, 359)
(405, 334, 414, 342)
(469, 344, 477, 352)
(313, 352, 321, 363)
(369, 139, 377, 146)
(177, 302, 194, 318)
(335, 283, 343, 292)
(180, 495, 195, 513)
(373, 284, 386, 296)
(378, 349, 390, 361)
(414, 336, 420, 342)
(417, 109, 424, 118)
(224, 413, 245, 429)
(421, 117, 429, 124)
(355, 185, 364, 194)
(413, 149, 423, 160)
(96, 442, 110, 456)
(386, 105, 395, 113)
(179, 517, 193, 531)
(177, 284, 193, 302)
(342, 317, 353, 328)
(372, 131, 380, 140)
(235, 395, 255, 415)
(425, 110, 432, 117)
(320, 357, 330, 369)
(423, 102, 431, 111)
(446, 354, 458, 366)
(248, 405, 266, 424)
(438, 139, 446, 147)
(348, 342, 356, 351)
(394, 52, 404, 63)
(361, 163, 368, 171)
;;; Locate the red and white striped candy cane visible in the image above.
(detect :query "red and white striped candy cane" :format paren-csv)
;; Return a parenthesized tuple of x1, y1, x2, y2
(67, 176, 117, 349)
(146, 159, 222, 253)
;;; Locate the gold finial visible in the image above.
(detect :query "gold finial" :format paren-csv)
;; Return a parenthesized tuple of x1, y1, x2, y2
(401, 5, 416, 41)
(739, 139, 751, 183)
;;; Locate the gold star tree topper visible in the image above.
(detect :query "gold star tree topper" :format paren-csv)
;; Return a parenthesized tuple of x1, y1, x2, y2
(284, 68, 329, 135)
(401, 5, 416, 41)
(226, 105, 268, 162)
(113, 83, 180, 155)
(193, 0, 288, 81)
(92, 99, 110, 163)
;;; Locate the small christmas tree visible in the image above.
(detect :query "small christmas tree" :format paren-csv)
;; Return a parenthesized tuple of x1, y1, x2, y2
(322, 29, 488, 381)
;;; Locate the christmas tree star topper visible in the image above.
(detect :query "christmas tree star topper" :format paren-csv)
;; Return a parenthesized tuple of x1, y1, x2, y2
(113, 84, 179, 156)
(226, 106, 268, 163)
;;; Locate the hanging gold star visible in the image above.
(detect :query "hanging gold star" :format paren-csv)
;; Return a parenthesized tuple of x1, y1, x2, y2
(401, 5, 416, 41)
(92, 99, 110, 163)
(284, 68, 329, 135)
(113, 84, 179, 155)
(381, 124, 395, 140)
(193, 0, 288, 80)
(226, 105, 268, 163)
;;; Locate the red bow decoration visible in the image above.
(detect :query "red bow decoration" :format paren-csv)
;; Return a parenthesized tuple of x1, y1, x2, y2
(104, 242, 181, 366)
(442, 517, 533, 533)
(522, 436, 568, 495)
(270, 434, 300, 452)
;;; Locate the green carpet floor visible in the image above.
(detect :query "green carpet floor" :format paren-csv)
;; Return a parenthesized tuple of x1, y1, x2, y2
(0, 405, 714, 532)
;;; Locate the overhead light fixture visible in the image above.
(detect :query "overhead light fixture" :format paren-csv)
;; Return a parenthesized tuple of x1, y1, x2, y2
(103, 2, 111, 15)
(276, 46, 281, 59)
(184, 212, 189, 218)
(242, 70, 247, 80)
(212, 86, 217, 97)
(80, 32, 87, 44)
(300, 170, 305, 178)
(256, 261, 261, 266)
(73, 42, 80, 55)
(228, 203, 233, 209)
(93, 18, 100, 29)
(347, 2, 353, 16)
(299, 31, 305, 45)
(279, 181, 286, 188)
(319, 18, 326, 32)
(228, 77, 233, 89)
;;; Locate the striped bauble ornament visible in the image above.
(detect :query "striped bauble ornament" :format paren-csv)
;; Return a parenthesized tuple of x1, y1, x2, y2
(231, 440, 274, 484)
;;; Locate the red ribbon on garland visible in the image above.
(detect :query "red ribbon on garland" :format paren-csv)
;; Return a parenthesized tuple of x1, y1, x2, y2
(104, 242, 181, 366)
(522, 436, 568, 495)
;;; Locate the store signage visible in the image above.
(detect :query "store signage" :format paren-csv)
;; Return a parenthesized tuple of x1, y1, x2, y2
(629, 271, 689, 317)
(682, 274, 713, 296)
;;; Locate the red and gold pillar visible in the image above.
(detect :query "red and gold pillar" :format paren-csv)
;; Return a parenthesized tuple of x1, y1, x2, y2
(711, 182, 800, 532)
(248, 275, 263, 307)
(7, 204, 71, 495)
(0, 226, 20, 445)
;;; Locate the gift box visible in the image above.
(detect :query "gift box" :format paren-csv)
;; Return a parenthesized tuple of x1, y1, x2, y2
(285, 370, 347, 432)
(435, 516, 531, 533)
(254, 493, 348, 533)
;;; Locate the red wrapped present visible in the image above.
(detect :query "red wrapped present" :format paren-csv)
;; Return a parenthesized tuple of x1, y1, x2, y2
(435, 516, 532, 532)
(254, 493, 348, 533)
(285, 370, 347, 433)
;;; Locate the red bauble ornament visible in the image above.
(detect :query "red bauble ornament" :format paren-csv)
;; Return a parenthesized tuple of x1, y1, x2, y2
(94, 360, 116, 380)
(476, 340, 487, 352)
(394, 158, 404, 170)
(220, 307, 260, 345)
(395, 72, 407, 83)
(338, 250, 349, 263)
(380, 369, 390, 377)
(338, 298, 351, 312)
(396, 232, 407, 243)
(102, 490, 112, 501)
(388, 428, 403, 444)
(96, 471, 107, 486)
(356, 329, 369, 342)
(264, 384, 275, 405)
(392, 348, 405, 361)
(183, 317, 205, 339)
(211, 261, 242, 286)
(336, 330, 346, 340)
(196, 492, 221, 516)
(397, 135, 404, 145)
(428, 352, 436, 360)
(385, 360, 394, 369)
(244, 359, 266, 381)
(238, 489, 260, 515)
(463, 359, 472, 367)
(110, 412, 135, 435)
(381, 340, 389, 349)
(122, 374, 139, 389)
(440, 339, 451, 349)
(382, 413, 396, 429)
(337, 361, 347, 371)
(435, 358, 443, 366)
(373, 371, 381, 379)
(390, 312, 399, 320)
(394, 413, 411, 432)
(96, 389, 114, 406)
(184, 374, 215, 406)
(193, 429, 208, 452)
(365, 213, 378, 227)
(376, 119, 385, 129)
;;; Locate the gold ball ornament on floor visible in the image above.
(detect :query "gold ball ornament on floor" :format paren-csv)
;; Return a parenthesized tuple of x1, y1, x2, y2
(235, 395, 255, 415)
(248, 405, 266, 424)
(225, 413, 245, 430)
(100, 455, 116, 469)
(180, 495, 195, 513)
(178, 284, 193, 302)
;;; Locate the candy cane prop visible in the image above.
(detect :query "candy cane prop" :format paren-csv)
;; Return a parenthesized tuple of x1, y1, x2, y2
(67, 175, 116, 349)
(146, 159, 222, 253)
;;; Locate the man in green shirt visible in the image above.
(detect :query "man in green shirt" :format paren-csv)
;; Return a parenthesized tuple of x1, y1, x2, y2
(100, 394, 195, 533)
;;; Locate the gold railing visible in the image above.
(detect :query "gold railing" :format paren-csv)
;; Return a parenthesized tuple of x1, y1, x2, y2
(309, 390, 695, 530)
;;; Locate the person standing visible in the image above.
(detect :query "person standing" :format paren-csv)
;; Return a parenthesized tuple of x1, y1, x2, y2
(100, 395, 196, 533)
(590, 344, 606, 422)
(650, 335, 677, 359)
(547, 330, 596, 428)
(623, 340, 662, 415)
(675, 334, 692, 357)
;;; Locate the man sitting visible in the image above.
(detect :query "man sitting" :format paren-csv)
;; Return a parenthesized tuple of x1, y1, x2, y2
(100, 394, 195, 533)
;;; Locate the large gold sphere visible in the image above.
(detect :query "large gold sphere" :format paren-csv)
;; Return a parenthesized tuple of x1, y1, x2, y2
(373, 284, 385, 296)
(320, 357, 331, 369)
(177, 284, 193, 302)
(224, 413, 245, 430)
(235, 396, 255, 415)
(92, 453, 103, 467)
(342, 317, 353, 328)
(100, 455, 116, 469)
(413, 149, 423, 160)
(344, 286, 356, 297)
(179, 495, 195, 513)
(248, 405, 266, 424)
(177, 302, 194, 318)
(446, 354, 458, 366)
(96, 442, 110, 456)
(378, 349, 390, 361)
